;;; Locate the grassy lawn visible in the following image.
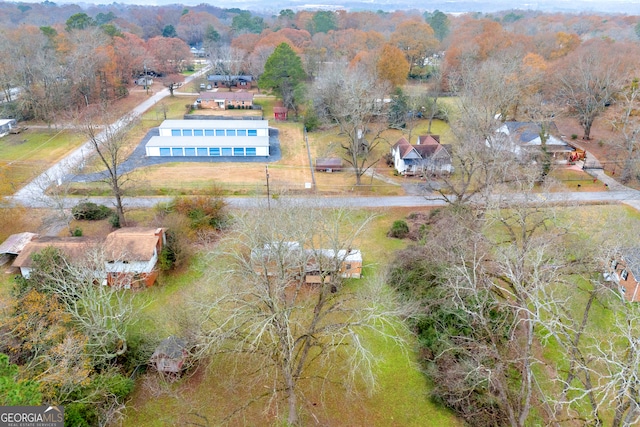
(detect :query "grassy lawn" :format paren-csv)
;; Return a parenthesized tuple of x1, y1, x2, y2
(549, 167, 608, 192)
(0, 129, 86, 195)
(122, 207, 461, 426)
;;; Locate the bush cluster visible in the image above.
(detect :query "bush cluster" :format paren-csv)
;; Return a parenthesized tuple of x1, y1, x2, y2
(71, 202, 112, 221)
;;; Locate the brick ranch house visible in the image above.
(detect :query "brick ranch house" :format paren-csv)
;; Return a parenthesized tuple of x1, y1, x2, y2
(197, 91, 254, 110)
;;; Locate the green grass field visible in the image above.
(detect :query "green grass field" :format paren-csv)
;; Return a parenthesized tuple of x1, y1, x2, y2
(0, 129, 86, 195)
(122, 207, 462, 426)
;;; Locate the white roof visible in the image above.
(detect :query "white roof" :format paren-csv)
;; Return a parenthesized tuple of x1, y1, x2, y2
(146, 136, 269, 148)
(314, 249, 362, 262)
(159, 119, 268, 130)
(0, 119, 16, 126)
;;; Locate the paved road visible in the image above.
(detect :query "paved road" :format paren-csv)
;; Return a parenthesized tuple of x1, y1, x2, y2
(9, 66, 211, 207)
(6, 187, 640, 211)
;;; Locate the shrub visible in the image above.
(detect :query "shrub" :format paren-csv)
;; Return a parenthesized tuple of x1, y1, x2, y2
(71, 202, 112, 220)
(173, 195, 227, 230)
(109, 213, 120, 228)
(72, 227, 83, 237)
(303, 110, 320, 131)
(571, 134, 578, 140)
(388, 220, 409, 239)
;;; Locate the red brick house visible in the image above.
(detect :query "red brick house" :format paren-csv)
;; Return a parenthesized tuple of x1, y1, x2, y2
(198, 92, 254, 110)
(604, 250, 640, 302)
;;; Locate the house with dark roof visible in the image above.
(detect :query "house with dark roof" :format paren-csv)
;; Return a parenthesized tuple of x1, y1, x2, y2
(604, 248, 640, 302)
(206, 74, 253, 88)
(493, 121, 575, 161)
(197, 91, 254, 110)
(391, 135, 452, 176)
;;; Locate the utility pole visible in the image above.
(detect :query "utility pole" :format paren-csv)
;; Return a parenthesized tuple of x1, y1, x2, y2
(265, 165, 271, 209)
(144, 62, 149, 95)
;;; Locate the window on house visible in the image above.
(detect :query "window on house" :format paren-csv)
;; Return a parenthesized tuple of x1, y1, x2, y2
(197, 148, 207, 156)
(209, 148, 220, 156)
(182, 129, 192, 136)
(171, 129, 180, 136)
(172, 148, 184, 156)
(194, 129, 203, 136)
(345, 264, 352, 270)
(159, 148, 171, 156)
(246, 147, 256, 156)
(221, 147, 232, 156)
(234, 147, 244, 156)
(227, 129, 236, 136)
(248, 129, 257, 136)
(216, 129, 225, 136)
(185, 148, 196, 156)
(205, 129, 214, 136)
(237, 129, 247, 136)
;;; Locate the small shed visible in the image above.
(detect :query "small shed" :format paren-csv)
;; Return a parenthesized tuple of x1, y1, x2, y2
(315, 157, 343, 172)
(151, 336, 188, 376)
(274, 107, 287, 121)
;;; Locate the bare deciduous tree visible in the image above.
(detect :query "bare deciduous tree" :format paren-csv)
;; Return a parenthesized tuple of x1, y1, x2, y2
(80, 107, 138, 226)
(553, 40, 629, 140)
(209, 44, 247, 91)
(312, 63, 390, 185)
(612, 79, 640, 183)
(193, 200, 408, 425)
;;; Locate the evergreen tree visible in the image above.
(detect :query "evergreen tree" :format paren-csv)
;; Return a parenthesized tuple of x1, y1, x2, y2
(259, 43, 306, 111)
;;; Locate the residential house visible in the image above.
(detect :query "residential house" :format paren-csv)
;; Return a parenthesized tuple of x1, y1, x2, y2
(12, 237, 99, 279)
(12, 228, 167, 290)
(604, 249, 640, 302)
(207, 75, 253, 88)
(493, 121, 575, 161)
(251, 241, 362, 284)
(304, 249, 362, 284)
(198, 92, 254, 110)
(391, 135, 452, 176)
(104, 227, 167, 290)
(145, 119, 270, 158)
(150, 336, 188, 377)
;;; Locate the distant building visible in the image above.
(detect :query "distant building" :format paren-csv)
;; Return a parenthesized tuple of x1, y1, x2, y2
(207, 74, 253, 88)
